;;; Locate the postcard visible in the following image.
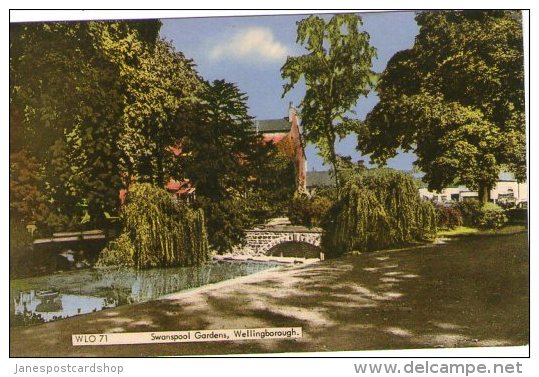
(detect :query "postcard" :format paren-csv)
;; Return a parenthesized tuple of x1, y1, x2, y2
(9, 9, 529, 358)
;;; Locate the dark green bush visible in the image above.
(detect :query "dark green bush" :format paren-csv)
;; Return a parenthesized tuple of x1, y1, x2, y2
(97, 183, 210, 269)
(505, 208, 528, 225)
(10, 219, 37, 277)
(323, 169, 436, 256)
(476, 202, 508, 230)
(458, 200, 508, 230)
(458, 199, 483, 226)
(288, 194, 333, 227)
(435, 205, 464, 230)
(195, 196, 252, 254)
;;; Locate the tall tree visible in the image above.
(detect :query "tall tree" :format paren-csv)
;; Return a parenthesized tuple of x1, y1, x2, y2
(181, 80, 297, 252)
(281, 14, 377, 188)
(101, 34, 203, 186)
(9, 20, 164, 229)
(10, 22, 125, 229)
(183, 80, 256, 200)
(360, 11, 525, 202)
(182, 80, 262, 252)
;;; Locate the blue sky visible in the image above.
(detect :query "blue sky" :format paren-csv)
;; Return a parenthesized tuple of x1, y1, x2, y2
(160, 11, 420, 171)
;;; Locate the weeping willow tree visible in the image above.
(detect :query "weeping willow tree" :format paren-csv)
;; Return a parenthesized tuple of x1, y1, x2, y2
(323, 169, 436, 256)
(98, 183, 210, 268)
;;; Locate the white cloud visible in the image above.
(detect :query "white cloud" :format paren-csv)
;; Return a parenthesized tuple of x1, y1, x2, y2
(209, 27, 289, 63)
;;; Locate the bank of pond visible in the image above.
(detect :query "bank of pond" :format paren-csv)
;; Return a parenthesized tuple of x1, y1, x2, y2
(10, 260, 282, 327)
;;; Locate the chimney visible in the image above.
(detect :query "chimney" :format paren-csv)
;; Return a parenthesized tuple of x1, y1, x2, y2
(288, 102, 296, 122)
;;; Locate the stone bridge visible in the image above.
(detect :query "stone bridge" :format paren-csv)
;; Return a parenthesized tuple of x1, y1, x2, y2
(241, 225, 324, 259)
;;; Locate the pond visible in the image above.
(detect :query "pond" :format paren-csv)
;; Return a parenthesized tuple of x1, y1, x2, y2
(10, 260, 282, 327)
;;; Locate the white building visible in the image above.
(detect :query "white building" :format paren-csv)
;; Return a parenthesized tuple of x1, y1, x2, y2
(418, 173, 527, 206)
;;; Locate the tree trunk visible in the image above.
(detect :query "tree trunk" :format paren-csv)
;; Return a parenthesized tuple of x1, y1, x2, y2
(325, 126, 340, 189)
(155, 139, 164, 186)
(478, 182, 490, 204)
(330, 147, 340, 190)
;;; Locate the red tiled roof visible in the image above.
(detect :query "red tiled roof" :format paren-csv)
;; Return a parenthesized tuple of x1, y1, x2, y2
(166, 179, 196, 197)
(167, 145, 183, 156)
(263, 133, 286, 144)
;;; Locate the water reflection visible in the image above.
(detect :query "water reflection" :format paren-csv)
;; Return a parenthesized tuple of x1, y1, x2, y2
(14, 291, 110, 323)
(10, 260, 280, 326)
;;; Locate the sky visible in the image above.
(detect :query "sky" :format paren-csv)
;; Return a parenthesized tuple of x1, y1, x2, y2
(159, 11, 420, 172)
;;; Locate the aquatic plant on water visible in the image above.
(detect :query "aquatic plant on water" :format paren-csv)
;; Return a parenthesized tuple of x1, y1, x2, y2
(323, 169, 436, 256)
(98, 183, 210, 268)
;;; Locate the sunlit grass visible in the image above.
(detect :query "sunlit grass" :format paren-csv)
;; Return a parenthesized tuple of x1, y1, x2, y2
(437, 226, 478, 236)
(437, 224, 527, 237)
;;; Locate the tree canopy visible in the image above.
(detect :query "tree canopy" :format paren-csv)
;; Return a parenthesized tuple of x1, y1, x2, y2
(281, 13, 377, 188)
(10, 20, 204, 231)
(360, 11, 526, 202)
(10, 21, 149, 229)
(323, 169, 436, 256)
(182, 80, 296, 252)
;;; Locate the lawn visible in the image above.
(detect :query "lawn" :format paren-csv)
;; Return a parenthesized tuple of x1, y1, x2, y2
(437, 224, 527, 237)
(10, 230, 528, 356)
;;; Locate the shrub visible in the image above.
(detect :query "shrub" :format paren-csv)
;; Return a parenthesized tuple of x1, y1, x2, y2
(288, 194, 333, 227)
(476, 202, 508, 230)
(196, 196, 251, 254)
(458, 199, 483, 226)
(505, 208, 527, 225)
(97, 183, 210, 269)
(323, 169, 436, 257)
(10, 219, 36, 277)
(96, 233, 135, 268)
(435, 205, 464, 230)
(288, 194, 310, 226)
(458, 200, 508, 230)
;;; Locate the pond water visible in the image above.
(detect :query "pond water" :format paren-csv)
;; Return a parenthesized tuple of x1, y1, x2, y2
(10, 260, 282, 327)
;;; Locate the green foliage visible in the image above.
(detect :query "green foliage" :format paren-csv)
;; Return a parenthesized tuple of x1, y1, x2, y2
(435, 205, 464, 230)
(9, 150, 50, 231)
(505, 208, 527, 225)
(247, 147, 298, 222)
(183, 80, 257, 200)
(323, 169, 436, 256)
(9, 218, 33, 253)
(476, 203, 508, 230)
(458, 199, 484, 226)
(193, 196, 252, 254)
(181, 80, 297, 253)
(288, 194, 333, 228)
(10, 21, 166, 230)
(9, 19, 305, 259)
(458, 200, 508, 229)
(98, 184, 210, 268)
(10, 20, 211, 233)
(182, 80, 261, 252)
(281, 13, 377, 187)
(96, 233, 135, 268)
(112, 37, 202, 186)
(361, 11, 525, 202)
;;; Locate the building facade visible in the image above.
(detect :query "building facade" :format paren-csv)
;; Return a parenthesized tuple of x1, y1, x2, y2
(418, 173, 527, 206)
(254, 105, 307, 193)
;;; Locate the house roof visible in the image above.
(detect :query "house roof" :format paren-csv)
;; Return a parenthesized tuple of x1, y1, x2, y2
(255, 118, 291, 133)
(262, 134, 286, 144)
(307, 171, 335, 188)
(166, 179, 195, 196)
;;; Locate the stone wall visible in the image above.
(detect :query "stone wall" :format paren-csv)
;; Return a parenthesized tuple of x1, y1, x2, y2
(232, 230, 322, 257)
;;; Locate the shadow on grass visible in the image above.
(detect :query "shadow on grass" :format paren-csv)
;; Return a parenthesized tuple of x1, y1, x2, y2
(10, 232, 529, 356)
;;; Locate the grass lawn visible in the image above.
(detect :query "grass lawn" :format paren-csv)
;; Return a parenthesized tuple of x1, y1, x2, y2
(437, 224, 527, 237)
(437, 226, 479, 236)
(10, 230, 528, 356)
